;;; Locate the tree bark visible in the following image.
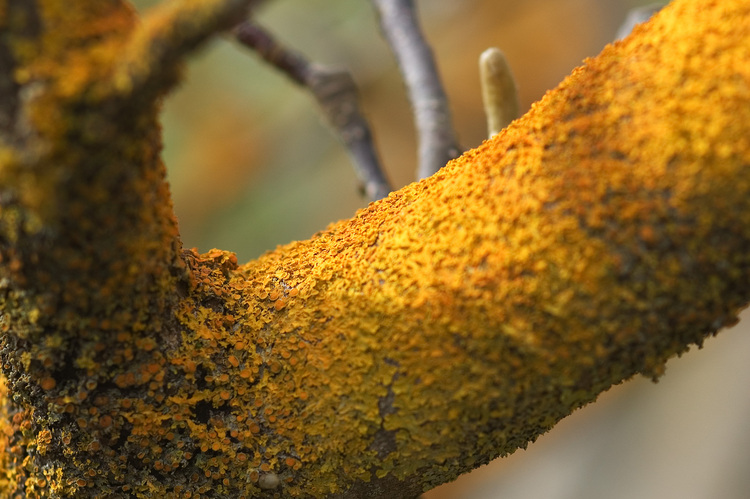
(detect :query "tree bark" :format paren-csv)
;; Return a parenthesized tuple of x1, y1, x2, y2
(1, 0, 749, 498)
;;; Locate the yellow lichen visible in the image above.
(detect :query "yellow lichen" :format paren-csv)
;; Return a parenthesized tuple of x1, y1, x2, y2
(1, 0, 750, 498)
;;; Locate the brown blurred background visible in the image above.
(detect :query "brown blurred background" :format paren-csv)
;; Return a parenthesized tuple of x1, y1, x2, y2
(132, 1, 750, 498)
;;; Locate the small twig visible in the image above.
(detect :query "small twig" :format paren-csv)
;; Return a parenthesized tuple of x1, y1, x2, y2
(370, 0, 461, 179)
(234, 22, 392, 201)
(479, 48, 520, 139)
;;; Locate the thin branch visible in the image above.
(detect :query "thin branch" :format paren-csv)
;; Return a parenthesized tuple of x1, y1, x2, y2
(479, 47, 520, 138)
(370, 0, 462, 179)
(234, 21, 393, 201)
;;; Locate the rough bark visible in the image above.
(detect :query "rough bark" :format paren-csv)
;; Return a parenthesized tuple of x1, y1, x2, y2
(0, 0, 749, 498)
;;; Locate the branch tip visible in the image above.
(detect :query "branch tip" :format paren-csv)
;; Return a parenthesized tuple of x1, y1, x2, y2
(479, 47, 520, 138)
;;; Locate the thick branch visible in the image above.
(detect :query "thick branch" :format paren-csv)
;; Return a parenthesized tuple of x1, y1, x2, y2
(1, 1, 749, 498)
(0, 0, 258, 333)
(0, 1, 187, 333)
(371, 0, 462, 179)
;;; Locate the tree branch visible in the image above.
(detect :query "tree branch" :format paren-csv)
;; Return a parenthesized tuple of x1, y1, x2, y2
(234, 21, 393, 200)
(0, 0, 187, 332)
(370, 0, 462, 179)
(1, 0, 749, 498)
(0, 0, 258, 328)
(111, 0, 255, 99)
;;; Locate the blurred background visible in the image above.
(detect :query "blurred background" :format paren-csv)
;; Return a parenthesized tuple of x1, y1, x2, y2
(131, 1, 750, 497)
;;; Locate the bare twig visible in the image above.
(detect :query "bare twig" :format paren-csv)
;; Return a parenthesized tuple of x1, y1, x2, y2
(234, 22, 393, 201)
(479, 47, 520, 138)
(370, 0, 461, 179)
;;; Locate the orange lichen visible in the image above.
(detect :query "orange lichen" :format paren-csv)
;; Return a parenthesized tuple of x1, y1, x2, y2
(1, 0, 750, 498)
(40, 377, 57, 391)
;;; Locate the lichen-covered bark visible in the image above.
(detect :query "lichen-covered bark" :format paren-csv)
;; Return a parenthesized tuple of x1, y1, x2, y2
(0, 0, 749, 498)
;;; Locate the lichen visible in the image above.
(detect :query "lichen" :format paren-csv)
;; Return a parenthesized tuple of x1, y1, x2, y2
(1, 0, 750, 498)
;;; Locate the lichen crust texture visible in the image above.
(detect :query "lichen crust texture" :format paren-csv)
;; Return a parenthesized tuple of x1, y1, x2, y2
(1, 0, 750, 498)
